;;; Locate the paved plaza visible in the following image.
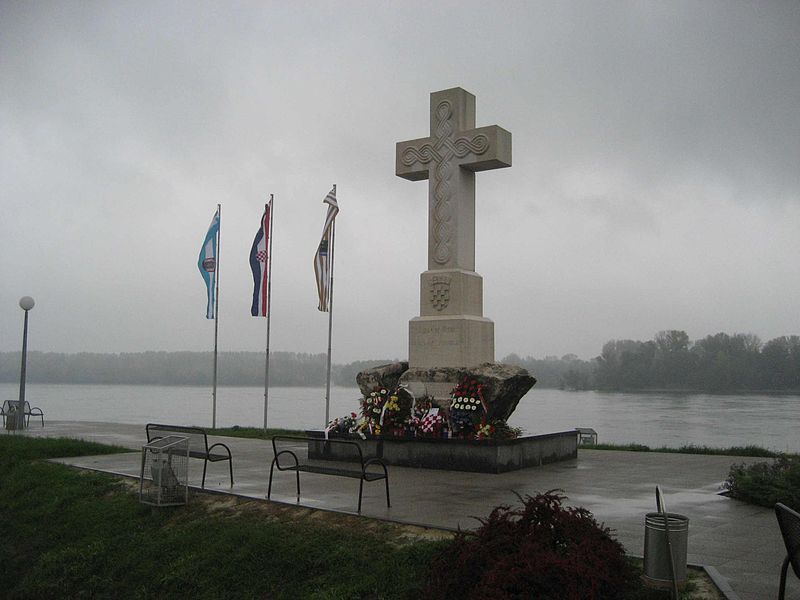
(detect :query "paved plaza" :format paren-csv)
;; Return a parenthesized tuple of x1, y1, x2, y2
(6, 421, 797, 600)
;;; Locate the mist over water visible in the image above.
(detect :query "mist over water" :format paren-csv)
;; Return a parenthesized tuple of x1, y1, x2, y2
(509, 390, 800, 453)
(2, 384, 797, 453)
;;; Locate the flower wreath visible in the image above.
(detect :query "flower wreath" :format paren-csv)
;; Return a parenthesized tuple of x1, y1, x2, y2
(449, 377, 488, 436)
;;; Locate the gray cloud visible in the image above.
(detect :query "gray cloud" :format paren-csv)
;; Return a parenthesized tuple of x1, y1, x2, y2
(1, 1, 798, 362)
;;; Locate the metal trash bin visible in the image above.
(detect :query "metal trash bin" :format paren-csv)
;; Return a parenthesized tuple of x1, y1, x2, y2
(139, 435, 189, 507)
(643, 512, 689, 589)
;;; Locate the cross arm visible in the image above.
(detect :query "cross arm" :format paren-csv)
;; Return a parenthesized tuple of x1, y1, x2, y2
(395, 136, 435, 181)
(458, 125, 512, 172)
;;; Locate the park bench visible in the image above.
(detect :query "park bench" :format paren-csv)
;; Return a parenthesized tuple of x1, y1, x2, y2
(576, 427, 598, 445)
(1, 400, 44, 427)
(145, 423, 233, 489)
(268, 435, 390, 513)
(775, 502, 800, 600)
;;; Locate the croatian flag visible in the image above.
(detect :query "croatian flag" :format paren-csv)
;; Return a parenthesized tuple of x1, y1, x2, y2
(198, 208, 220, 319)
(313, 187, 339, 312)
(249, 201, 272, 316)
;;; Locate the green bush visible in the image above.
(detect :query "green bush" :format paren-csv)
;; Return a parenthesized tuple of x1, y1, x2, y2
(724, 455, 800, 510)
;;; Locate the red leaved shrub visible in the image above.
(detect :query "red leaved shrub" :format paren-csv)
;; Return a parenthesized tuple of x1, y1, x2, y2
(423, 490, 636, 600)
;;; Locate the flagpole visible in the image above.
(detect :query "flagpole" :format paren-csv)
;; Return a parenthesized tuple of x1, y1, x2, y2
(263, 195, 274, 430)
(212, 203, 221, 430)
(324, 185, 336, 427)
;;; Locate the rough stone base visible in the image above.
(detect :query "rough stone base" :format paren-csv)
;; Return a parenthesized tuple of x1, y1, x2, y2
(307, 430, 578, 474)
(398, 362, 536, 422)
(355, 362, 536, 423)
(355, 361, 409, 396)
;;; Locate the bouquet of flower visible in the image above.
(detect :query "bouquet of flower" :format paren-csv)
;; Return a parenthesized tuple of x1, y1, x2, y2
(449, 377, 487, 437)
(405, 415, 422, 435)
(474, 420, 495, 440)
(411, 395, 433, 418)
(381, 390, 410, 435)
(488, 419, 522, 440)
(361, 387, 389, 425)
(325, 412, 359, 436)
(420, 412, 446, 436)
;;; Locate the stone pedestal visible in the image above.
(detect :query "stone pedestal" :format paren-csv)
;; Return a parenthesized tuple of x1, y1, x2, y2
(409, 268, 494, 368)
(408, 315, 494, 368)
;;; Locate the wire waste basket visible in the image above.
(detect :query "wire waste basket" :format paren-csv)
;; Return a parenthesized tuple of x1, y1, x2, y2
(139, 435, 189, 506)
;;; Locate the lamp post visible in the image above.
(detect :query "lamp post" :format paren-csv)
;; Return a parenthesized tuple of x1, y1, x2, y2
(17, 296, 35, 430)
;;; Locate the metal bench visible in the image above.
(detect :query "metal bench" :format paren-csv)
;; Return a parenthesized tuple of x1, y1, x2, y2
(576, 427, 598, 445)
(1, 400, 44, 427)
(775, 502, 800, 600)
(146, 423, 233, 489)
(268, 435, 390, 513)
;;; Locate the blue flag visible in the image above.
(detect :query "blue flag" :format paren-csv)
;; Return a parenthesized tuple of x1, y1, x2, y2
(198, 208, 220, 319)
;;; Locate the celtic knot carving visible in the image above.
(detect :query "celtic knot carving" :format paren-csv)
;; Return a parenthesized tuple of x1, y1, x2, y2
(401, 144, 436, 166)
(450, 134, 489, 157)
(398, 97, 493, 267)
(432, 100, 454, 265)
(401, 134, 489, 167)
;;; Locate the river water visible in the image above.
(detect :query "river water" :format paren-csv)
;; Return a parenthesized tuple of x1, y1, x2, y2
(2, 383, 797, 453)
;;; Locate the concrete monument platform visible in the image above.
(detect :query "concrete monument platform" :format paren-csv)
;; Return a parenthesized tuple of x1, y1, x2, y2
(307, 430, 578, 474)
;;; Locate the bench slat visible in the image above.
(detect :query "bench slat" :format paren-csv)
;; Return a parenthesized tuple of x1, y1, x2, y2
(292, 465, 386, 481)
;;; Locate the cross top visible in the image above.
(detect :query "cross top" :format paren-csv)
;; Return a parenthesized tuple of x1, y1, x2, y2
(396, 87, 511, 271)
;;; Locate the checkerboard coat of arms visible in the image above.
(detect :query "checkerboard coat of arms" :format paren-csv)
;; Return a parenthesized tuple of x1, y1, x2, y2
(429, 276, 451, 311)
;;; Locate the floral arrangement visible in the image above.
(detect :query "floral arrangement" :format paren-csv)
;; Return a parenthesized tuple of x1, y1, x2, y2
(325, 412, 359, 436)
(362, 387, 388, 422)
(474, 421, 494, 440)
(448, 377, 487, 436)
(381, 388, 412, 435)
(489, 419, 523, 440)
(420, 411, 446, 436)
(325, 381, 521, 441)
(411, 395, 433, 419)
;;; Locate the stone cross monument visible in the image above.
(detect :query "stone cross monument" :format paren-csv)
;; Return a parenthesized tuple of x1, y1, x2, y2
(396, 87, 511, 368)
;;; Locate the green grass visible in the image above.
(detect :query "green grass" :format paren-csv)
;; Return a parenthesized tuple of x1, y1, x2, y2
(0, 435, 132, 461)
(210, 425, 307, 440)
(0, 436, 443, 599)
(583, 442, 782, 458)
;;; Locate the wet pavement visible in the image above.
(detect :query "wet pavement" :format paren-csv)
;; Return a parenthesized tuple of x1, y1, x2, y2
(5, 421, 797, 600)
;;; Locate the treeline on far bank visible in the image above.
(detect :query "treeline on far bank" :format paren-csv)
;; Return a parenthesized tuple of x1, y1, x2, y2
(0, 351, 396, 388)
(504, 331, 800, 392)
(1, 330, 798, 392)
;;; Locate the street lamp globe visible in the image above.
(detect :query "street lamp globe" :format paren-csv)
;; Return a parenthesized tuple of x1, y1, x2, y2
(19, 296, 35, 311)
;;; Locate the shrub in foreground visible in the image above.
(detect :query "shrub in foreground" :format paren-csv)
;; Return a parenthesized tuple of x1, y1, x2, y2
(423, 490, 636, 600)
(724, 454, 800, 511)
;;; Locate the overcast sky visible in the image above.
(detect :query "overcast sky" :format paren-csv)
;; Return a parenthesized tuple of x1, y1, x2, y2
(1, 1, 798, 364)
